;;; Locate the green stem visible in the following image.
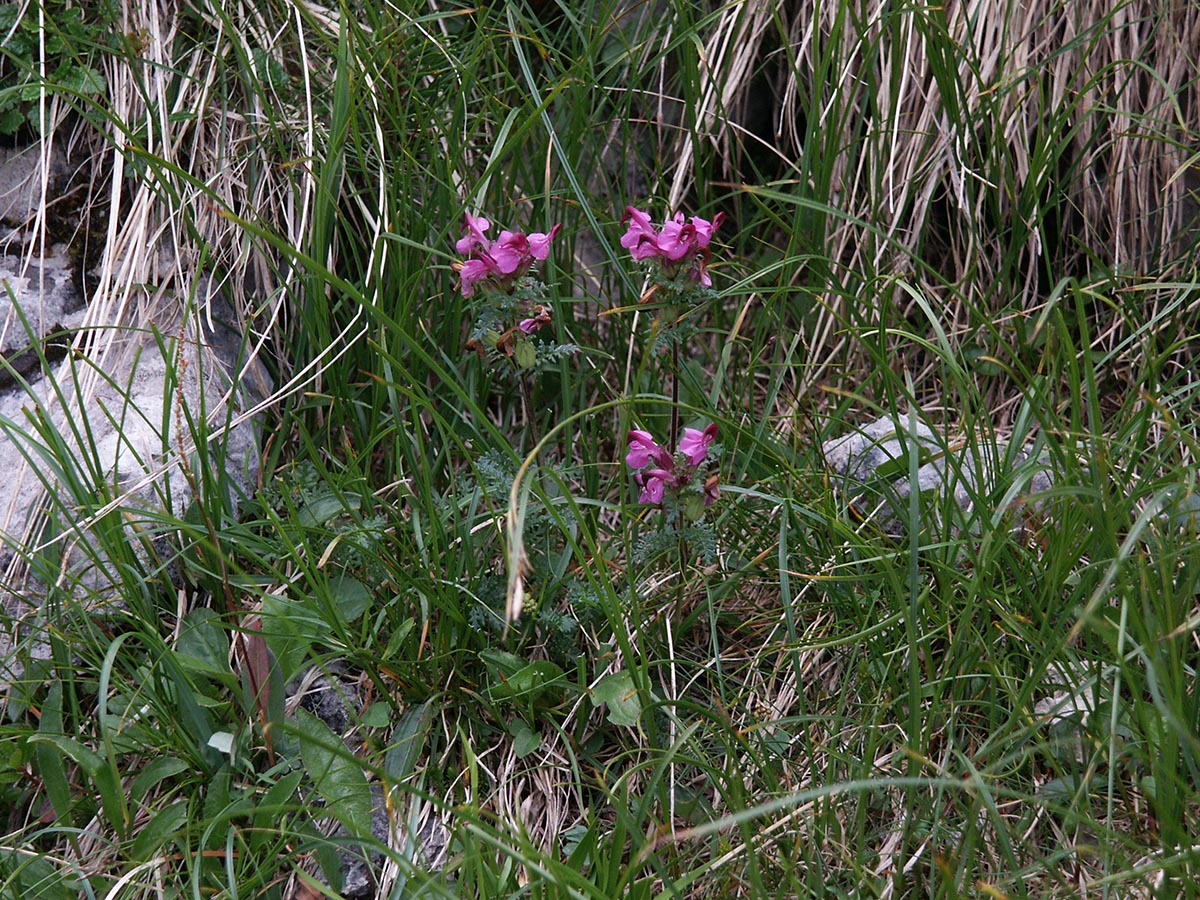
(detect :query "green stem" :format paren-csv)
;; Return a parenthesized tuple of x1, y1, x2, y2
(670, 341, 680, 450)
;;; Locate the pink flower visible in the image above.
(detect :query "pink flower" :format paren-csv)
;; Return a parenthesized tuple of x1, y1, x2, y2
(518, 304, 552, 334)
(526, 229, 558, 260)
(489, 232, 528, 275)
(655, 214, 698, 261)
(455, 215, 561, 296)
(678, 424, 718, 466)
(626, 430, 670, 469)
(636, 470, 669, 505)
(459, 257, 497, 296)
(689, 214, 721, 248)
(620, 206, 725, 285)
(455, 213, 492, 256)
(625, 424, 719, 511)
(619, 207, 661, 261)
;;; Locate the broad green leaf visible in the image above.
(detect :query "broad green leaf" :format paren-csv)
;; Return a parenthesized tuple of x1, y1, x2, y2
(177, 608, 232, 681)
(1141, 775, 1158, 805)
(360, 702, 391, 729)
(259, 593, 315, 682)
(154, 646, 219, 772)
(385, 701, 433, 784)
(590, 671, 642, 728)
(331, 575, 371, 624)
(260, 769, 303, 812)
(963, 342, 1002, 375)
(1037, 774, 1081, 802)
(479, 648, 526, 676)
(130, 757, 190, 803)
(35, 682, 73, 825)
(203, 769, 232, 823)
(252, 770, 304, 853)
(130, 800, 189, 859)
(510, 721, 541, 758)
(481, 649, 565, 707)
(383, 617, 415, 657)
(28, 734, 103, 777)
(295, 708, 371, 837)
(28, 734, 125, 833)
(0, 850, 76, 900)
(298, 492, 361, 527)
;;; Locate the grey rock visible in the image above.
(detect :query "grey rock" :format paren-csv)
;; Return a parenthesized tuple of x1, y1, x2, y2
(291, 665, 362, 740)
(0, 141, 270, 702)
(339, 783, 391, 900)
(0, 242, 84, 362)
(0, 144, 66, 225)
(822, 413, 1054, 537)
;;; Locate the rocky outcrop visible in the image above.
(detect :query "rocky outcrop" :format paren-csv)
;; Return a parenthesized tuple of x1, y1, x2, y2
(0, 141, 270, 687)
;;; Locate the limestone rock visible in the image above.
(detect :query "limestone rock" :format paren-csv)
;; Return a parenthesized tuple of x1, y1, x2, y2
(0, 143, 271, 697)
(0, 144, 67, 226)
(822, 413, 1054, 537)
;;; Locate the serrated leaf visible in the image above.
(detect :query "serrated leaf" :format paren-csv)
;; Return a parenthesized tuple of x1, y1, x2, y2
(0, 108, 24, 135)
(294, 708, 371, 837)
(54, 63, 105, 97)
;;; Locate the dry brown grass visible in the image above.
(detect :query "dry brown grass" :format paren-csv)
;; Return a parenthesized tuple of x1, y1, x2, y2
(672, 0, 1200, 427)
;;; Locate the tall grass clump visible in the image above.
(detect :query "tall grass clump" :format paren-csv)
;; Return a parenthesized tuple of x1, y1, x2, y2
(0, 0, 1197, 898)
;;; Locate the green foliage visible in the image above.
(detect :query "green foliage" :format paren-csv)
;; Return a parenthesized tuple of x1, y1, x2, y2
(0, 1, 114, 135)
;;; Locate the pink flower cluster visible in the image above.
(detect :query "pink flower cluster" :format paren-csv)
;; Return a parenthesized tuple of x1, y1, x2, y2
(620, 207, 725, 287)
(626, 424, 719, 507)
(456, 213, 561, 298)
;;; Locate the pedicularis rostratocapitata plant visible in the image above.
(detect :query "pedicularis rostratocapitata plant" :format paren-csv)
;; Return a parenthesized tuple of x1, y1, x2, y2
(454, 212, 572, 371)
(620, 205, 723, 534)
(463, 205, 729, 625)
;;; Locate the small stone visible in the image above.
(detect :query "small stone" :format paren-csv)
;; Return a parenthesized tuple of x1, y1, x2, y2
(822, 412, 1054, 537)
